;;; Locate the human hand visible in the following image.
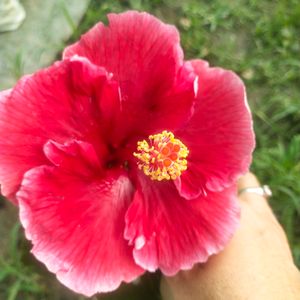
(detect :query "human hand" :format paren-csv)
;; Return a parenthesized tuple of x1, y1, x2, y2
(161, 173, 300, 300)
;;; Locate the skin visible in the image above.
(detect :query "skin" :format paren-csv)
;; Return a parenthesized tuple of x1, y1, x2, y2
(161, 173, 300, 300)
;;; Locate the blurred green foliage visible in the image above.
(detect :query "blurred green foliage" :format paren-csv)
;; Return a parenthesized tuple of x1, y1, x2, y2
(1, 0, 299, 299)
(0, 223, 45, 300)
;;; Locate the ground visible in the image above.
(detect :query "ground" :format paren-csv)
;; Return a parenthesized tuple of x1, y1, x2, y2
(0, 0, 299, 299)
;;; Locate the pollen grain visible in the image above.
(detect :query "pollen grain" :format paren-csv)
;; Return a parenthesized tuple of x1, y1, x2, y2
(133, 131, 189, 181)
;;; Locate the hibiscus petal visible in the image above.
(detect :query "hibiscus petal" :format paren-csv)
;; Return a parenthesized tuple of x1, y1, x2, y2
(124, 175, 240, 275)
(64, 12, 195, 141)
(0, 58, 118, 200)
(43, 139, 102, 176)
(17, 163, 143, 296)
(64, 11, 183, 101)
(141, 61, 197, 134)
(175, 60, 255, 199)
(0, 89, 19, 202)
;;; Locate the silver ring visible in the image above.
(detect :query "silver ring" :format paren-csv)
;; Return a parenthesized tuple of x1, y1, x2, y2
(238, 185, 272, 198)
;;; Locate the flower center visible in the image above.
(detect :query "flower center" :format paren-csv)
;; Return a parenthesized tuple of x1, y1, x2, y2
(134, 131, 189, 181)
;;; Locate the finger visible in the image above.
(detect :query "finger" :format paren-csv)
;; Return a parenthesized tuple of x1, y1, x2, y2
(237, 172, 261, 190)
(237, 173, 291, 253)
(237, 172, 272, 211)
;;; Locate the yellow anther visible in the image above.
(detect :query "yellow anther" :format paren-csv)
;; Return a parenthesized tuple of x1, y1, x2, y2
(133, 131, 189, 181)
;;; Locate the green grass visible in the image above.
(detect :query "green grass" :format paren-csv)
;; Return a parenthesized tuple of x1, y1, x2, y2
(0, 222, 45, 300)
(1, 0, 300, 299)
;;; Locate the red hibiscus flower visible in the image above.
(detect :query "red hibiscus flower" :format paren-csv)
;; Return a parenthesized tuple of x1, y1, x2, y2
(0, 11, 255, 296)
